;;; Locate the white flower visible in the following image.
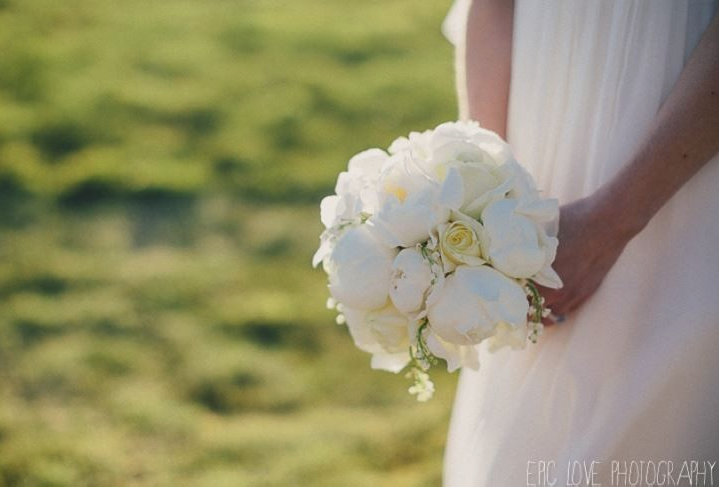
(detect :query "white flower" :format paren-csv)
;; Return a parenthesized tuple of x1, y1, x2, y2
(527, 321, 544, 344)
(481, 198, 562, 287)
(456, 160, 520, 219)
(424, 332, 480, 372)
(504, 159, 561, 225)
(368, 155, 450, 248)
(427, 265, 528, 345)
(389, 248, 433, 314)
(343, 304, 411, 373)
(321, 148, 390, 229)
(388, 129, 433, 159)
(327, 225, 397, 309)
(337, 148, 389, 199)
(485, 321, 529, 352)
(429, 121, 511, 169)
(453, 162, 511, 218)
(369, 187, 448, 248)
(347, 147, 389, 175)
(312, 229, 338, 269)
(313, 149, 391, 268)
(437, 214, 485, 272)
(420, 123, 521, 219)
(407, 368, 435, 402)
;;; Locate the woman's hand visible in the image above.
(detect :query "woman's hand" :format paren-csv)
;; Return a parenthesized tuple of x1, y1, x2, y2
(539, 12, 719, 322)
(539, 196, 634, 320)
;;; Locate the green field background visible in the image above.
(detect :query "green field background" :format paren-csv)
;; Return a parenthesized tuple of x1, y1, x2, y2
(0, 0, 461, 485)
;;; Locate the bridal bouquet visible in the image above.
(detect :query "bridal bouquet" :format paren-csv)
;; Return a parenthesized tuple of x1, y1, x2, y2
(313, 121, 562, 401)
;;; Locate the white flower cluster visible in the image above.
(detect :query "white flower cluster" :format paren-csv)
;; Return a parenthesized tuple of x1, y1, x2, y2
(313, 121, 562, 400)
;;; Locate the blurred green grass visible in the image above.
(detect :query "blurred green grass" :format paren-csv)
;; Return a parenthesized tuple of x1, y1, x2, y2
(0, 0, 459, 485)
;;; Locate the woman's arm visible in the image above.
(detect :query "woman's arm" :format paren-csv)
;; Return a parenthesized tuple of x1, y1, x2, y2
(463, 0, 514, 138)
(543, 12, 719, 317)
(596, 13, 719, 239)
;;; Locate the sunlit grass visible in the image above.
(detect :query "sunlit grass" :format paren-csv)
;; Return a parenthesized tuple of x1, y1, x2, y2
(0, 0, 458, 484)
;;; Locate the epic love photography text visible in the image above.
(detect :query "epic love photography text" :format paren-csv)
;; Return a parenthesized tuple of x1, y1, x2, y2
(526, 459, 717, 486)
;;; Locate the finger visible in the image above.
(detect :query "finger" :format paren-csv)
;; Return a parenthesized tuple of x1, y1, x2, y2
(535, 286, 566, 325)
(541, 315, 557, 326)
(539, 288, 564, 312)
(542, 311, 567, 326)
(544, 292, 572, 317)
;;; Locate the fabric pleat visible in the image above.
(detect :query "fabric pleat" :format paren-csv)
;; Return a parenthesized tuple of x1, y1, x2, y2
(443, 1, 719, 485)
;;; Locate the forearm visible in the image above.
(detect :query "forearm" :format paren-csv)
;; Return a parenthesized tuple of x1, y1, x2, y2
(593, 13, 719, 240)
(464, 0, 514, 138)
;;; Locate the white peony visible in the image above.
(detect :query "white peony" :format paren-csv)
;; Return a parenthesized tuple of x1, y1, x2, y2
(429, 121, 511, 170)
(343, 304, 411, 373)
(388, 129, 433, 159)
(454, 162, 513, 218)
(425, 331, 480, 373)
(327, 225, 397, 309)
(457, 159, 520, 219)
(485, 321, 529, 352)
(313, 149, 391, 268)
(427, 265, 528, 346)
(389, 248, 433, 314)
(321, 148, 390, 229)
(421, 123, 521, 219)
(481, 198, 562, 287)
(368, 154, 451, 248)
(312, 229, 335, 269)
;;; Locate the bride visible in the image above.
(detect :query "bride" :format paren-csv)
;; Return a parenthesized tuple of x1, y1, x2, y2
(443, 1, 719, 485)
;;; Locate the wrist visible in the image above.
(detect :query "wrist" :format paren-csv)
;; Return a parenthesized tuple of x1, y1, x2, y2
(586, 186, 648, 244)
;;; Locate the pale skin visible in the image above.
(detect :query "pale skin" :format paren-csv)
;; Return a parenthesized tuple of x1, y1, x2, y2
(465, 0, 719, 320)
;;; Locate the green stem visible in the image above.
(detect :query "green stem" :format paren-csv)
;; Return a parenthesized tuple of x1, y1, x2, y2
(524, 280, 541, 321)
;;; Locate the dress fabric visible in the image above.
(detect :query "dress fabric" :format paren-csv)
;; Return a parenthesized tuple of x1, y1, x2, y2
(443, 1, 719, 485)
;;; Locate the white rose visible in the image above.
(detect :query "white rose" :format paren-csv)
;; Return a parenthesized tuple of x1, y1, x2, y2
(327, 225, 397, 309)
(343, 304, 411, 373)
(427, 265, 528, 345)
(437, 216, 485, 273)
(481, 198, 561, 286)
(389, 248, 433, 314)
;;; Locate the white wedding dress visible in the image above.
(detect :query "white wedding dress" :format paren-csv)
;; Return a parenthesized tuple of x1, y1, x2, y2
(443, 1, 719, 485)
